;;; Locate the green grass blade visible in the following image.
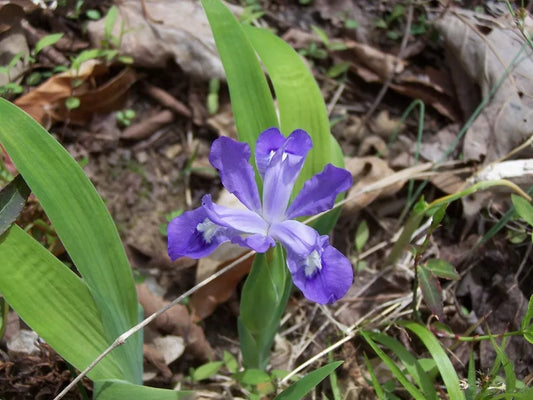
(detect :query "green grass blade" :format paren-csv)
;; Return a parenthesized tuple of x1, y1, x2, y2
(366, 331, 438, 400)
(488, 334, 516, 392)
(0, 225, 125, 381)
(201, 0, 278, 152)
(363, 353, 386, 400)
(0, 174, 31, 235)
(274, 361, 342, 400)
(93, 380, 192, 399)
(465, 349, 476, 400)
(0, 98, 141, 383)
(400, 321, 465, 400)
(360, 330, 426, 400)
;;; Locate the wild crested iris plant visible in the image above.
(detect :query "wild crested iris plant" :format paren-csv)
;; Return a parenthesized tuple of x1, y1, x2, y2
(168, 127, 353, 304)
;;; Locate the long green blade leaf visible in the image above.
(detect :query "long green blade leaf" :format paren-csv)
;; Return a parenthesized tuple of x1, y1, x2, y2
(360, 330, 426, 400)
(367, 331, 438, 400)
(93, 380, 192, 399)
(274, 361, 342, 400)
(400, 321, 465, 400)
(243, 26, 345, 180)
(0, 174, 31, 236)
(201, 0, 278, 152)
(0, 98, 141, 383)
(243, 25, 345, 233)
(0, 225, 125, 381)
(239, 246, 291, 369)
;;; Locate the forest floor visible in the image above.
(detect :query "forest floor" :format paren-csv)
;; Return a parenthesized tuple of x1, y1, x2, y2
(1, 0, 533, 399)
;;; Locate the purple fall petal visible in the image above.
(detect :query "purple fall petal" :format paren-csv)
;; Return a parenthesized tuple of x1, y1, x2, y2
(209, 136, 261, 212)
(287, 238, 353, 304)
(262, 130, 312, 222)
(255, 127, 285, 179)
(270, 219, 320, 257)
(202, 194, 269, 235)
(167, 207, 232, 260)
(286, 164, 352, 219)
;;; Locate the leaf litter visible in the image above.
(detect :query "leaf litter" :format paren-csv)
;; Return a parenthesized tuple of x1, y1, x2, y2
(1, 0, 533, 398)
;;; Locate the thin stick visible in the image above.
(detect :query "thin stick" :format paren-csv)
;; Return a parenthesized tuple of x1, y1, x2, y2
(53, 250, 256, 400)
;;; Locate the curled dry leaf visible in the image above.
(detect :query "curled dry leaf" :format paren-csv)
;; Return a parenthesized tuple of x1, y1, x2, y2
(87, 0, 227, 80)
(137, 283, 213, 361)
(435, 10, 533, 163)
(343, 156, 404, 214)
(14, 60, 137, 126)
(122, 109, 174, 141)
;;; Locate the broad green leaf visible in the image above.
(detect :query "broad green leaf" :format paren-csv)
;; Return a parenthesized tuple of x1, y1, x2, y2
(201, 0, 278, 153)
(512, 194, 533, 227)
(400, 321, 465, 400)
(418, 265, 443, 319)
(360, 331, 426, 400)
(0, 174, 31, 236)
(104, 6, 118, 40)
(274, 361, 342, 400)
(223, 350, 239, 374)
(239, 246, 291, 369)
(0, 98, 141, 383)
(191, 361, 224, 382)
(366, 331, 437, 400)
(0, 225, 124, 380)
(34, 33, 63, 55)
(521, 295, 533, 344)
(93, 380, 192, 399)
(235, 369, 271, 385)
(425, 258, 459, 280)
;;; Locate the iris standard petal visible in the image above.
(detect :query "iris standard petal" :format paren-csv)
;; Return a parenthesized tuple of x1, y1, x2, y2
(209, 136, 261, 212)
(255, 127, 285, 179)
(287, 239, 353, 304)
(270, 219, 320, 257)
(167, 207, 234, 260)
(262, 130, 313, 222)
(286, 164, 352, 219)
(202, 194, 269, 235)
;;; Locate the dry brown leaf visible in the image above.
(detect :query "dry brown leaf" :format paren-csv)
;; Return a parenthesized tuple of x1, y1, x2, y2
(435, 10, 533, 163)
(137, 283, 213, 361)
(122, 109, 174, 140)
(87, 0, 227, 80)
(345, 40, 406, 80)
(14, 61, 137, 126)
(143, 343, 172, 379)
(343, 156, 403, 214)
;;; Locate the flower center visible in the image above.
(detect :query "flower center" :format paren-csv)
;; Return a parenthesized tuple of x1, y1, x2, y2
(196, 218, 219, 243)
(304, 250, 322, 277)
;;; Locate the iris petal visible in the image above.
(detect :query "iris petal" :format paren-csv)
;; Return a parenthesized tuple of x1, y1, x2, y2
(270, 219, 320, 257)
(232, 234, 276, 253)
(255, 127, 285, 179)
(209, 136, 261, 212)
(262, 130, 312, 222)
(287, 238, 353, 304)
(167, 207, 234, 260)
(202, 194, 269, 235)
(286, 164, 352, 219)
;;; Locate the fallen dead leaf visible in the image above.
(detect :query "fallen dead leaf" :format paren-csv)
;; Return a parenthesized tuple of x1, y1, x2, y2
(14, 60, 137, 126)
(435, 9, 533, 163)
(137, 283, 213, 361)
(87, 0, 228, 80)
(343, 156, 404, 214)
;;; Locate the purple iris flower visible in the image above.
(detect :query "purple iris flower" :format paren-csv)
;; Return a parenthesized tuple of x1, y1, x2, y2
(167, 127, 353, 304)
